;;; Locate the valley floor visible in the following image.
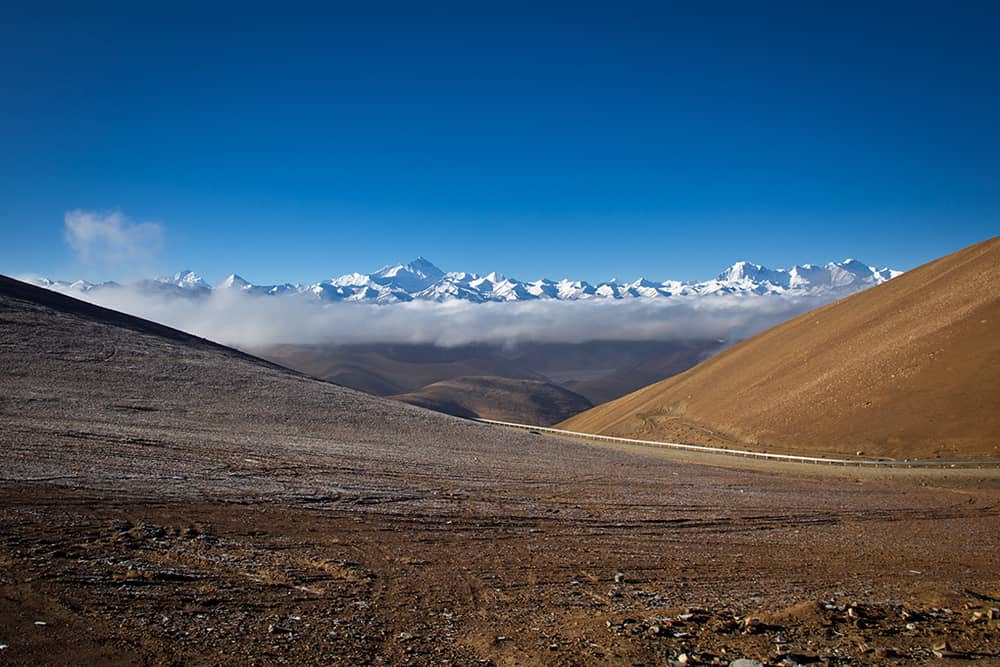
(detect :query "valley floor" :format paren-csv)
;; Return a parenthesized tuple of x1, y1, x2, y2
(2, 436, 999, 666)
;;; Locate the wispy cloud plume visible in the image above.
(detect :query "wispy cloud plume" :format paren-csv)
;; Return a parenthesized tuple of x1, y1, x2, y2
(64, 209, 163, 264)
(54, 286, 824, 349)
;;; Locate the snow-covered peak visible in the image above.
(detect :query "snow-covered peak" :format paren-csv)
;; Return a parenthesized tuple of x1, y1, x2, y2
(445, 271, 479, 282)
(556, 279, 597, 300)
(408, 256, 445, 276)
(218, 274, 252, 289)
(373, 257, 444, 280)
(330, 272, 371, 287)
(524, 279, 558, 299)
(594, 283, 621, 298)
(627, 277, 659, 289)
(371, 257, 445, 292)
(716, 261, 786, 286)
(159, 270, 210, 290)
(826, 263, 867, 288)
(19, 276, 54, 288)
(787, 264, 828, 288)
(833, 258, 873, 273)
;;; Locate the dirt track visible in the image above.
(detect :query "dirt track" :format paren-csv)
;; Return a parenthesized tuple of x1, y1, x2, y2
(2, 276, 1000, 665)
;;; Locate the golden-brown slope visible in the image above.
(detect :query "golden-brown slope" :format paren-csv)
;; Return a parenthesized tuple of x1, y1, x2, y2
(560, 236, 1000, 460)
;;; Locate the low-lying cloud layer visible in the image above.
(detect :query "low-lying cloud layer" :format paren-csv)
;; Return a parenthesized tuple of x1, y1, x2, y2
(48, 285, 826, 349)
(43, 208, 830, 349)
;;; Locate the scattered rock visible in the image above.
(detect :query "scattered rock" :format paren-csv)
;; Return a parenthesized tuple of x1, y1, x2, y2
(776, 654, 822, 666)
(729, 660, 764, 667)
(614, 572, 625, 584)
(267, 624, 295, 635)
(933, 648, 964, 659)
(742, 617, 780, 634)
(931, 640, 964, 659)
(875, 647, 908, 659)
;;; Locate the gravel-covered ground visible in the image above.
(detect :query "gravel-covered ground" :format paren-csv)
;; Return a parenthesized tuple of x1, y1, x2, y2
(1, 276, 999, 665)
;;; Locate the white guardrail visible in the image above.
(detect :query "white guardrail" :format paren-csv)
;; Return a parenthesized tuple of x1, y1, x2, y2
(474, 418, 1000, 469)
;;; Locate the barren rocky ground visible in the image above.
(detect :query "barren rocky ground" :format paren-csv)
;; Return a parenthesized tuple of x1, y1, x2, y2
(2, 276, 999, 665)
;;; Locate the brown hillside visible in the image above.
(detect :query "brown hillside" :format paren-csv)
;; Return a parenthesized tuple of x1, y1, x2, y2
(560, 237, 1000, 461)
(392, 375, 592, 425)
(254, 343, 546, 395)
(253, 340, 722, 403)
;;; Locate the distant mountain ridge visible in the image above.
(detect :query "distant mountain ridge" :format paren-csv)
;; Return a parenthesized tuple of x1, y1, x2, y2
(23, 256, 901, 304)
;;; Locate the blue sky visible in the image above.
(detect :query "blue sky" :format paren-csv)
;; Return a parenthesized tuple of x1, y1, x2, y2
(2, 2, 997, 284)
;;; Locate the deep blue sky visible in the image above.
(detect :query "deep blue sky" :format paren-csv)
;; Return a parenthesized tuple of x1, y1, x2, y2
(2, 2, 997, 284)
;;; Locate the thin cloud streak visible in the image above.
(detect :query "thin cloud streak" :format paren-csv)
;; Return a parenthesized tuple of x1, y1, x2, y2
(64, 209, 163, 264)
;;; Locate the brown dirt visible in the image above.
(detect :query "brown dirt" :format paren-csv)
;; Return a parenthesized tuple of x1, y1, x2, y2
(2, 276, 1000, 666)
(560, 236, 1000, 462)
(391, 375, 592, 425)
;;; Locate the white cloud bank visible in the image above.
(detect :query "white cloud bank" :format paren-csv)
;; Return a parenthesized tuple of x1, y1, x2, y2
(55, 285, 825, 349)
(43, 209, 865, 348)
(64, 209, 163, 264)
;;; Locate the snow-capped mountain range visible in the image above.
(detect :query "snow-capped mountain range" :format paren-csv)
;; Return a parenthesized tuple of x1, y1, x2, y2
(25, 256, 902, 304)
